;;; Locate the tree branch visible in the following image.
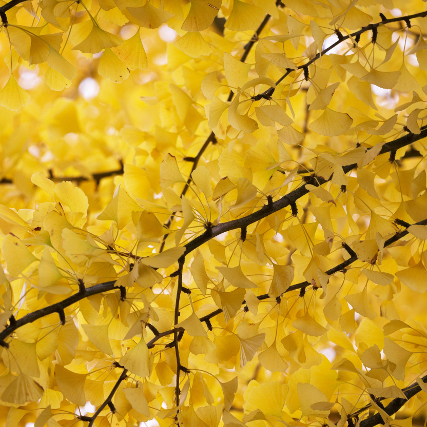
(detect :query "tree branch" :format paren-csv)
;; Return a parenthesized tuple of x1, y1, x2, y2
(0, 162, 124, 186)
(256, 10, 427, 100)
(158, 4, 280, 253)
(184, 127, 427, 257)
(85, 368, 128, 427)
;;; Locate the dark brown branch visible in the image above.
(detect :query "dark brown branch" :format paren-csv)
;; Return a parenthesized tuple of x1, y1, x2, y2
(356, 374, 427, 427)
(257, 10, 427, 100)
(158, 4, 279, 253)
(0, 0, 28, 14)
(174, 257, 185, 423)
(184, 127, 427, 257)
(86, 368, 128, 427)
(0, 280, 117, 346)
(0, 163, 124, 186)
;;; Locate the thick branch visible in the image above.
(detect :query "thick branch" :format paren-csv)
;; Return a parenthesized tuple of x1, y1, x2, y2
(185, 127, 427, 257)
(357, 375, 427, 427)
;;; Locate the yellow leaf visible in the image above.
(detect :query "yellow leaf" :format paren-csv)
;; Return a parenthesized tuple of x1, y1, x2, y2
(38, 247, 68, 292)
(175, 196, 195, 245)
(367, 386, 407, 400)
(309, 108, 353, 137)
(218, 288, 246, 323)
(73, 24, 122, 53)
(1, 374, 43, 405)
(55, 365, 86, 406)
(0, 75, 30, 111)
(2, 234, 37, 276)
(220, 377, 238, 412)
(7, 339, 40, 377)
(55, 181, 88, 215)
(98, 187, 142, 229)
(47, 47, 77, 81)
(176, 312, 207, 337)
(112, 30, 147, 70)
(119, 338, 150, 377)
(175, 31, 211, 58)
(140, 246, 186, 268)
(396, 262, 427, 292)
(345, 287, 378, 319)
(298, 383, 328, 417)
(306, 184, 335, 204)
(127, 3, 173, 28)
(224, 53, 251, 90)
(98, 48, 129, 83)
(408, 225, 427, 240)
(361, 268, 393, 286)
(361, 69, 401, 89)
(240, 333, 265, 367)
(258, 343, 288, 372)
(383, 337, 412, 380)
(224, 0, 264, 31)
(123, 386, 150, 416)
(217, 265, 257, 289)
(293, 312, 327, 336)
(245, 382, 287, 417)
(269, 264, 294, 298)
(190, 253, 210, 295)
(160, 153, 186, 188)
(181, 0, 220, 31)
(82, 324, 113, 355)
(45, 68, 72, 91)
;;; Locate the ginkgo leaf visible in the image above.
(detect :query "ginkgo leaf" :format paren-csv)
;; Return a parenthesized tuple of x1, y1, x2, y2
(181, 0, 220, 31)
(306, 184, 335, 204)
(293, 312, 327, 336)
(55, 365, 86, 406)
(55, 181, 88, 215)
(120, 338, 150, 377)
(82, 324, 113, 355)
(123, 386, 150, 416)
(127, 3, 173, 29)
(47, 47, 76, 81)
(175, 196, 195, 244)
(38, 247, 67, 291)
(245, 382, 287, 417)
(361, 268, 393, 286)
(112, 30, 147, 70)
(0, 75, 30, 111)
(220, 377, 238, 412)
(224, 53, 251, 90)
(367, 386, 407, 400)
(160, 154, 186, 188)
(98, 48, 129, 83)
(225, 0, 264, 31)
(309, 108, 353, 136)
(361, 69, 401, 89)
(298, 383, 328, 417)
(140, 246, 186, 268)
(190, 253, 210, 295)
(383, 337, 412, 380)
(269, 264, 294, 297)
(2, 234, 37, 276)
(240, 333, 265, 367)
(1, 374, 44, 405)
(217, 265, 257, 288)
(176, 312, 207, 337)
(98, 187, 141, 229)
(258, 343, 288, 372)
(345, 287, 377, 319)
(396, 262, 427, 292)
(73, 24, 122, 53)
(192, 166, 212, 198)
(175, 31, 211, 58)
(218, 288, 246, 323)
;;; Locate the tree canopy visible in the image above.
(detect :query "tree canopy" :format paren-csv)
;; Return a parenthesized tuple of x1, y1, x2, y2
(1, 0, 427, 426)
